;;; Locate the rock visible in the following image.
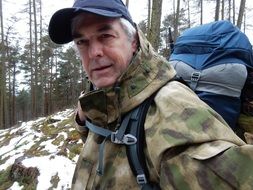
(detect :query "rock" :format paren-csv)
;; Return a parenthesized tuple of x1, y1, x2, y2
(10, 162, 40, 184)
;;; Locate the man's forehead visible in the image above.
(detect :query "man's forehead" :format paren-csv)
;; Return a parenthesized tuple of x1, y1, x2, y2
(96, 23, 114, 32)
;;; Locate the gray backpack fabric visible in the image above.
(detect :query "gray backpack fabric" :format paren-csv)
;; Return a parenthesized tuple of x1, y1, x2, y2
(169, 20, 253, 131)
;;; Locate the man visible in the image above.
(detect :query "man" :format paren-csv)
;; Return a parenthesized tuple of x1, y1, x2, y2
(49, 0, 253, 189)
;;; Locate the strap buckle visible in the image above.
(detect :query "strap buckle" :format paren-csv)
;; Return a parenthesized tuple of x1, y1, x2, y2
(111, 131, 137, 145)
(190, 71, 201, 90)
(136, 174, 147, 185)
(191, 71, 201, 82)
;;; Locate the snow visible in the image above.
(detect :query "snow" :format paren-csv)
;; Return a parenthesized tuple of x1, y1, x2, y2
(7, 182, 23, 190)
(22, 156, 75, 190)
(0, 109, 79, 190)
(40, 139, 60, 153)
(0, 125, 37, 170)
(52, 109, 74, 121)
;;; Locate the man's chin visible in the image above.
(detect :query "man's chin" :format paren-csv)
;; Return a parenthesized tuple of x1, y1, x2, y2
(93, 79, 116, 89)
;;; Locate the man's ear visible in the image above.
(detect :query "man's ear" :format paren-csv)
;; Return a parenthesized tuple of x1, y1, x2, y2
(131, 33, 139, 53)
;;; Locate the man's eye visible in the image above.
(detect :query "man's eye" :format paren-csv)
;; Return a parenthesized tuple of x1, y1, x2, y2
(100, 34, 112, 39)
(75, 39, 88, 46)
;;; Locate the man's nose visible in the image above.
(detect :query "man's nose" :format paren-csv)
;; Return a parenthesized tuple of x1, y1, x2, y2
(88, 41, 103, 58)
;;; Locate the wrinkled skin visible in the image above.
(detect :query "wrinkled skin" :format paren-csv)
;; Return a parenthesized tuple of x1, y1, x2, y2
(73, 13, 137, 89)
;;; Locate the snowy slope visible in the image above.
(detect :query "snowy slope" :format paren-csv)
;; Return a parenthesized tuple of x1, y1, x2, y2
(0, 109, 83, 190)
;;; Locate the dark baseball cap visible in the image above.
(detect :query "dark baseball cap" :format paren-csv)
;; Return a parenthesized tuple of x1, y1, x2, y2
(48, 0, 134, 44)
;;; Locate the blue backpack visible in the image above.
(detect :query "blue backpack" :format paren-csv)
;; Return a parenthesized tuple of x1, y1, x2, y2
(169, 20, 253, 131)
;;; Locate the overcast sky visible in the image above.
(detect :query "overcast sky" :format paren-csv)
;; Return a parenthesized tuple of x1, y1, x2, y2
(2, 0, 253, 43)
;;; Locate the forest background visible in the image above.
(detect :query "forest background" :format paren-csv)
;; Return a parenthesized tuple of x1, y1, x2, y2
(0, 0, 251, 129)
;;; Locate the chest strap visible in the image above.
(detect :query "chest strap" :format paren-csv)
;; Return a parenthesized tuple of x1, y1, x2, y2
(84, 96, 160, 189)
(84, 109, 137, 176)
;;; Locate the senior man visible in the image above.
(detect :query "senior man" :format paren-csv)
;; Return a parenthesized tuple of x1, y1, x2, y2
(49, 0, 253, 189)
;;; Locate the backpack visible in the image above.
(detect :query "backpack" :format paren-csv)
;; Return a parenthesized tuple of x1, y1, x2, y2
(169, 20, 253, 135)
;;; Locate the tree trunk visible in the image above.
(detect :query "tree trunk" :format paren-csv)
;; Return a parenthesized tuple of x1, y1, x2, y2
(6, 38, 11, 126)
(147, 0, 151, 35)
(148, 0, 163, 51)
(29, 0, 35, 119)
(0, 0, 6, 128)
(215, 0, 221, 21)
(187, 0, 191, 28)
(12, 60, 16, 125)
(49, 55, 55, 113)
(233, 0, 235, 24)
(4, 32, 16, 127)
(200, 0, 203, 25)
(33, 0, 38, 116)
(0, 0, 3, 41)
(243, 11, 246, 33)
(0, 0, 3, 128)
(221, 0, 225, 20)
(174, 0, 180, 40)
(39, 0, 45, 116)
(44, 90, 49, 116)
(228, 0, 231, 21)
(237, 0, 246, 29)
(125, 0, 129, 8)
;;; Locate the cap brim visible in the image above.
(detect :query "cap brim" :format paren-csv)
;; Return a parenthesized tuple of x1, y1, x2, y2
(49, 8, 122, 44)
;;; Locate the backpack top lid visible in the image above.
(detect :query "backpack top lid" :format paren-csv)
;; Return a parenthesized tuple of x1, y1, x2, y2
(170, 20, 253, 70)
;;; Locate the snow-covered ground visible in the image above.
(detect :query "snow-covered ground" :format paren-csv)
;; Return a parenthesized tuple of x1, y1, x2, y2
(0, 109, 83, 190)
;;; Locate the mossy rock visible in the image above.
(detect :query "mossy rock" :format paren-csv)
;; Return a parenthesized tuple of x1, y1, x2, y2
(25, 142, 50, 157)
(52, 135, 65, 146)
(0, 132, 15, 147)
(10, 162, 39, 190)
(49, 173, 60, 190)
(67, 130, 81, 141)
(68, 143, 82, 155)
(0, 155, 10, 165)
(0, 166, 13, 190)
(57, 117, 75, 128)
(40, 124, 60, 136)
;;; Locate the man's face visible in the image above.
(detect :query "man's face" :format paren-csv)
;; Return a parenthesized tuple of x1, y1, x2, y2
(73, 14, 137, 88)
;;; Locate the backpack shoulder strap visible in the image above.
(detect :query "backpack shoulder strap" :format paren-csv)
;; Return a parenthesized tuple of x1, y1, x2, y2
(125, 94, 161, 190)
(125, 77, 185, 190)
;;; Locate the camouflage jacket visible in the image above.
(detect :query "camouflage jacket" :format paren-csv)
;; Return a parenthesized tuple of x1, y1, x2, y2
(72, 28, 253, 190)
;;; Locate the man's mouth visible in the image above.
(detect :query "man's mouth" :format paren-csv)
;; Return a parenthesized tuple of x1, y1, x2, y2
(91, 65, 113, 76)
(93, 65, 111, 71)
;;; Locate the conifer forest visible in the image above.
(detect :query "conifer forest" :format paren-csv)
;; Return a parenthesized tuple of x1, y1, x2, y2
(0, 0, 250, 128)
